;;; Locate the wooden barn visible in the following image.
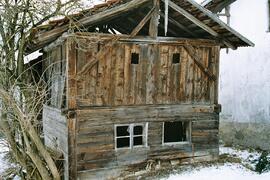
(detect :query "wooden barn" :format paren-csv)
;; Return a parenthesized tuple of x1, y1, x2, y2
(26, 0, 254, 179)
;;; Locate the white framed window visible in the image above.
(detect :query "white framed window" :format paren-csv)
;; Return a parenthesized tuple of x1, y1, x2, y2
(162, 121, 191, 145)
(114, 123, 148, 150)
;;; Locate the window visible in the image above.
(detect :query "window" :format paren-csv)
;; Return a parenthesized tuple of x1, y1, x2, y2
(172, 53, 180, 64)
(115, 123, 148, 149)
(163, 121, 190, 145)
(131, 53, 139, 64)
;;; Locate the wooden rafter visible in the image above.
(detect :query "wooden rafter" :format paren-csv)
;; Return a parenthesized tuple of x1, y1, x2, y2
(130, 6, 156, 37)
(159, 12, 198, 37)
(183, 42, 216, 81)
(162, 0, 236, 49)
(186, 0, 254, 47)
(28, 0, 151, 53)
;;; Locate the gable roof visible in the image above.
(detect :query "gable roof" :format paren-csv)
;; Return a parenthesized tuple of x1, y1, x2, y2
(26, 0, 253, 54)
(201, 0, 237, 13)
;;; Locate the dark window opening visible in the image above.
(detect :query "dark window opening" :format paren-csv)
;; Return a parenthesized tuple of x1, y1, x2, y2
(116, 126, 130, 136)
(117, 137, 130, 148)
(134, 125, 143, 135)
(172, 53, 180, 64)
(133, 136, 143, 146)
(163, 121, 188, 143)
(131, 53, 139, 64)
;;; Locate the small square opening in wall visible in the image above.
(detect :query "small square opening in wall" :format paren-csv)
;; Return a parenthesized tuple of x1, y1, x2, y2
(172, 53, 180, 64)
(115, 123, 148, 149)
(163, 121, 190, 144)
(131, 53, 139, 64)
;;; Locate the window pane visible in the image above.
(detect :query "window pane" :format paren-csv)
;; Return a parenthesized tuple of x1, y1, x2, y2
(117, 137, 130, 148)
(133, 136, 143, 146)
(117, 126, 130, 136)
(134, 125, 143, 135)
(164, 121, 187, 143)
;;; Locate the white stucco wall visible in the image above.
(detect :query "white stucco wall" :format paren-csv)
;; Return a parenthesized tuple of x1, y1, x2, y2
(219, 0, 270, 123)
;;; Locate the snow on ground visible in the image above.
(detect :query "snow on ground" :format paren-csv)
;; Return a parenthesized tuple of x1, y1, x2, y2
(0, 139, 9, 175)
(1, 138, 269, 179)
(165, 163, 270, 180)
(164, 146, 270, 180)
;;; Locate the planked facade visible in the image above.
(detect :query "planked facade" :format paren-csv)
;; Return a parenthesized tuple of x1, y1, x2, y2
(28, 0, 253, 179)
(42, 34, 221, 179)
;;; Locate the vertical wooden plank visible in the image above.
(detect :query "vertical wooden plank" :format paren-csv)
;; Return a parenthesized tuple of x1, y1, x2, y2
(67, 39, 77, 109)
(152, 44, 160, 104)
(158, 45, 169, 104)
(108, 44, 117, 106)
(95, 54, 103, 106)
(179, 46, 187, 102)
(214, 46, 220, 104)
(67, 113, 77, 180)
(77, 49, 87, 101)
(84, 45, 98, 105)
(115, 44, 125, 105)
(130, 44, 140, 104)
(200, 47, 209, 102)
(124, 44, 131, 105)
(138, 44, 148, 104)
(208, 46, 220, 104)
(167, 46, 174, 103)
(101, 42, 112, 106)
(173, 46, 181, 103)
(185, 47, 194, 103)
(146, 44, 156, 104)
(193, 47, 201, 102)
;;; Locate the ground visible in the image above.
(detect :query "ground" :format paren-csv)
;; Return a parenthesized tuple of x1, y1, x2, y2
(0, 139, 9, 175)
(1, 139, 270, 179)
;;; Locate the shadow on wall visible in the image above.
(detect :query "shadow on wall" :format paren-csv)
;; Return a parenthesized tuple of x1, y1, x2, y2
(220, 116, 270, 151)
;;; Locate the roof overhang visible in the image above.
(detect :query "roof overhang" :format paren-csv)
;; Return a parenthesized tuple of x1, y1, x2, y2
(26, 0, 254, 54)
(202, 0, 237, 13)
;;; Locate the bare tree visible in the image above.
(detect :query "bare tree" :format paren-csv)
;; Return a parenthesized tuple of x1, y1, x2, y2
(0, 0, 91, 179)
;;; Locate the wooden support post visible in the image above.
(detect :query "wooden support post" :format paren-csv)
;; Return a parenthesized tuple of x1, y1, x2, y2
(149, 0, 160, 38)
(183, 42, 216, 81)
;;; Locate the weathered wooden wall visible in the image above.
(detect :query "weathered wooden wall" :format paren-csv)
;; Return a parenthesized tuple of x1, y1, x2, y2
(43, 44, 66, 108)
(75, 104, 219, 179)
(60, 35, 221, 179)
(73, 36, 220, 107)
(42, 105, 69, 179)
(41, 34, 221, 179)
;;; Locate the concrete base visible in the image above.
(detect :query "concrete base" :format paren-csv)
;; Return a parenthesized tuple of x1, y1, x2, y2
(220, 119, 270, 150)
